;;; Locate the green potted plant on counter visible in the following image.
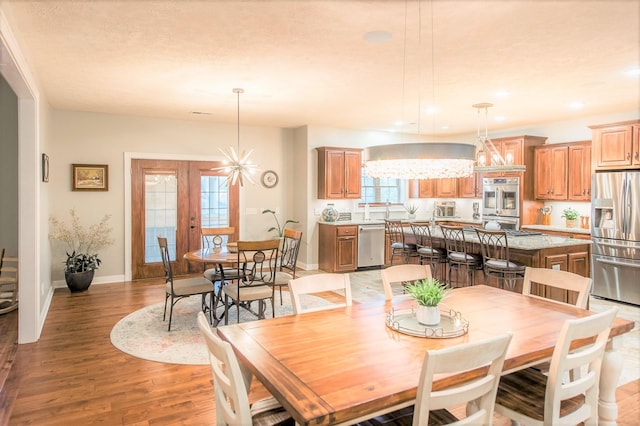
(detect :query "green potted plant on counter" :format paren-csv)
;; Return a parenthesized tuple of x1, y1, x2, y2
(404, 277, 450, 326)
(561, 207, 580, 228)
(405, 203, 419, 220)
(49, 209, 114, 292)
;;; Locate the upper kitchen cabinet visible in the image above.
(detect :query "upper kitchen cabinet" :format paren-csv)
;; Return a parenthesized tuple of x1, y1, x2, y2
(317, 147, 363, 199)
(568, 142, 591, 201)
(409, 179, 436, 198)
(436, 177, 458, 198)
(458, 173, 482, 198)
(590, 120, 640, 170)
(534, 145, 568, 200)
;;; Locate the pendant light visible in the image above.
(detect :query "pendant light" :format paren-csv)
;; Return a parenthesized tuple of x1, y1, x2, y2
(213, 88, 259, 186)
(473, 103, 525, 173)
(364, 0, 475, 180)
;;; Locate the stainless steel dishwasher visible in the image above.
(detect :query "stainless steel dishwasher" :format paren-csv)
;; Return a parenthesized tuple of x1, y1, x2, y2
(358, 223, 386, 268)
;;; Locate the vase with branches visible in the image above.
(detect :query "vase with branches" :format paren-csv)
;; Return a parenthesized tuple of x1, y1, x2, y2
(49, 209, 114, 291)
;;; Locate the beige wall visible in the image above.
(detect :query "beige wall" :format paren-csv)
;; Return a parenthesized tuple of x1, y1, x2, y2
(48, 109, 295, 282)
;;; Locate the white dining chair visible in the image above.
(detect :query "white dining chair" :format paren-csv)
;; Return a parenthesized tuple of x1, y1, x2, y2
(288, 273, 352, 314)
(380, 264, 432, 301)
(197, 312, 293, 426)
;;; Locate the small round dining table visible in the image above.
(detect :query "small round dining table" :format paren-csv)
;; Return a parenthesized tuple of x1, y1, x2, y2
(183, 246, 240, 324)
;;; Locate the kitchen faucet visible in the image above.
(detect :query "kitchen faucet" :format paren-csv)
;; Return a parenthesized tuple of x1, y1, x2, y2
(430, 207, 443, 229)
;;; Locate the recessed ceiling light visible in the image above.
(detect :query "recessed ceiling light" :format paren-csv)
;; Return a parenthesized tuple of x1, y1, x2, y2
(364, 31, 393, 43)
(191, 111, 211, 115)
(494, 115, 506, 122)
(494, 90, 510, 98)
(394, 120, 404, 126)
(440, 125, 449, 130)
(569, 102, 585, 110)
(425, 107, 438, 114)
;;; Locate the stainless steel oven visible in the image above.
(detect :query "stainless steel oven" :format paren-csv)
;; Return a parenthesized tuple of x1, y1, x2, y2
(482, 177, 520, 218)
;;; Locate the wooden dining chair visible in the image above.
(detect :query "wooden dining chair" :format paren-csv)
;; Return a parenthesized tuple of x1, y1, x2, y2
(288, 273, 352, 314)
(359, 333, 512, 426)
(0, 249, 19, 314)
(223, 239, 280, 325)
(495, 308, 618, 425)
(474, 228, 525, 291)
(197, 312, 294, 426)
(380, 264, 432, 301)
(271, 228, 303, 305)
(157, 236, 214, 331)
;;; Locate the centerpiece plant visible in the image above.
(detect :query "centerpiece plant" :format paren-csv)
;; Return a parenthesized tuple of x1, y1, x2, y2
(405, 203, 419, 219)
(49, 208, 114, 291)
(404, 277, 450, 326)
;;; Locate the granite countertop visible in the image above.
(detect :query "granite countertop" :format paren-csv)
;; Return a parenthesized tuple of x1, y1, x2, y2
(318, 217, 483, 226)
(522, 224, 591, 235)
(427, 227, 591, 250)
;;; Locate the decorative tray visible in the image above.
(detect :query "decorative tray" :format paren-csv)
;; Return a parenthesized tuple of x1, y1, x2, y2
(385, 304, 469, 338)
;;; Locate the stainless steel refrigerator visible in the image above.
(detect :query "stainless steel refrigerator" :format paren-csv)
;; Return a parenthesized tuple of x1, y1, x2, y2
(591, 171, 640, 305)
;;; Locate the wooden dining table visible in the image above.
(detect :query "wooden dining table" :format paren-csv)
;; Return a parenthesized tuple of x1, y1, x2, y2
(216, 285, 634, 426)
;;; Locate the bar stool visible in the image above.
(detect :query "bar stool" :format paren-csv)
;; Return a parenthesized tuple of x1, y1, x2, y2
(384, 219, 418, 265)
(474, 228, 525, 291)
(409, 222, 447, 282)
(439, 224, 482, 287)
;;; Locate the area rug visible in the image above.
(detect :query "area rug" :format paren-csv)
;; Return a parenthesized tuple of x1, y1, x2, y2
(110, 291, 330, 365)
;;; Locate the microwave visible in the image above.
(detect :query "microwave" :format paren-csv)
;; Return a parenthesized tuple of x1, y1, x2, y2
(435, 201, 456, 218)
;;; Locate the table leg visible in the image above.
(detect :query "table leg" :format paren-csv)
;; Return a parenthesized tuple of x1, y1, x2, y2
(599, 336, 623, 425)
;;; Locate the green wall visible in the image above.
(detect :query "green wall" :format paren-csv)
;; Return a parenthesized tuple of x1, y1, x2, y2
(0, 74, 18, 254)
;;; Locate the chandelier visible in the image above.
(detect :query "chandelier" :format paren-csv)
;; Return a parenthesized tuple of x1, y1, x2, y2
(212, 88, 259, 186)
(364, 0, 475, 180)
(473, 102, 525, 173)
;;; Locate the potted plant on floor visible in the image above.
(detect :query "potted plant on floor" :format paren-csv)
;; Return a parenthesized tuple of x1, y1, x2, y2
(561, 207, 580, 228)
(262, 209, 299, 237)
(49, 209, 114, 292)
(404, 277, 450, 326)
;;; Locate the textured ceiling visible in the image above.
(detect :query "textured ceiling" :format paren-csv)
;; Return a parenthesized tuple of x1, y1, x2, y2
(2, 0, 639, 136)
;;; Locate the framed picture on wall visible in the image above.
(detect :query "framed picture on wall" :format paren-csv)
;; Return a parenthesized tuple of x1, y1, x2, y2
(42, 153, 49, 182)
(72, 164, 109, 191)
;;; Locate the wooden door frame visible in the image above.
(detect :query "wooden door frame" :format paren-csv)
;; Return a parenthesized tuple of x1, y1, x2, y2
(124, 153, 233, 281)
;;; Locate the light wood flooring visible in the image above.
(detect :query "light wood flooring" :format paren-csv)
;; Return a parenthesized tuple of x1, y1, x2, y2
(0, 276, 638, 425)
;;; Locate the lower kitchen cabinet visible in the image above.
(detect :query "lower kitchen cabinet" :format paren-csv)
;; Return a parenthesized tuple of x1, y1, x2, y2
(318, 223, 358, 272)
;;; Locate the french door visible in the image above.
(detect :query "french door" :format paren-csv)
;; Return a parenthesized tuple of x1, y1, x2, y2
(131, 159, 239, 280)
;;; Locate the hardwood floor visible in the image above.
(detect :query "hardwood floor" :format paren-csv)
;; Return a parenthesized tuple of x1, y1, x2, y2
(0, 277, 638, 425)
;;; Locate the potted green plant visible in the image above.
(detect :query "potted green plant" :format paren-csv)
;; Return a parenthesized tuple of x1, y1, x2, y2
(49, 209, 114, 292)
(404, 277, 450, 325)
(561, 207, 580, 228)
(262, 209, 299, 237)
(405, 203, 419, 219)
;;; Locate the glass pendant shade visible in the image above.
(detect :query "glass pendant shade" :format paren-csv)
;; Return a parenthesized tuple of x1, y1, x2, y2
(364, 143, 476, 179)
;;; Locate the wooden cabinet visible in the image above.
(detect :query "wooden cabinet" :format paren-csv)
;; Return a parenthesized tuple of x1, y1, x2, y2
(533, 141, 591, 202)
(316, 147, 362, 199)
(318, 224, 358, 272)
(534, 145, 568, 200)
(408, 179, 436, 198)
(436, 178, 458, 198)
(590, 120, 640, 170)
(458, 173, 482, 198)
(568, 143, 591, 201)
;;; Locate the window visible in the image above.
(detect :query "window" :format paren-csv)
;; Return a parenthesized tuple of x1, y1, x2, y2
(359, 168, 406, 206)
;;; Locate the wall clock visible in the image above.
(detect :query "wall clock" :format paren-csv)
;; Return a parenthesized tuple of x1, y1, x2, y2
(261, 170, 279, 188)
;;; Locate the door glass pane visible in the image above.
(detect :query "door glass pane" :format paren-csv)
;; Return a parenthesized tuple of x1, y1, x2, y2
(145, 173, 177, 262)
(201, 175, 229, 227)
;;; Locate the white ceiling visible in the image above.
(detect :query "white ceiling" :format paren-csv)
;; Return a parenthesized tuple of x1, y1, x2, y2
(2, 0, 639, 136)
